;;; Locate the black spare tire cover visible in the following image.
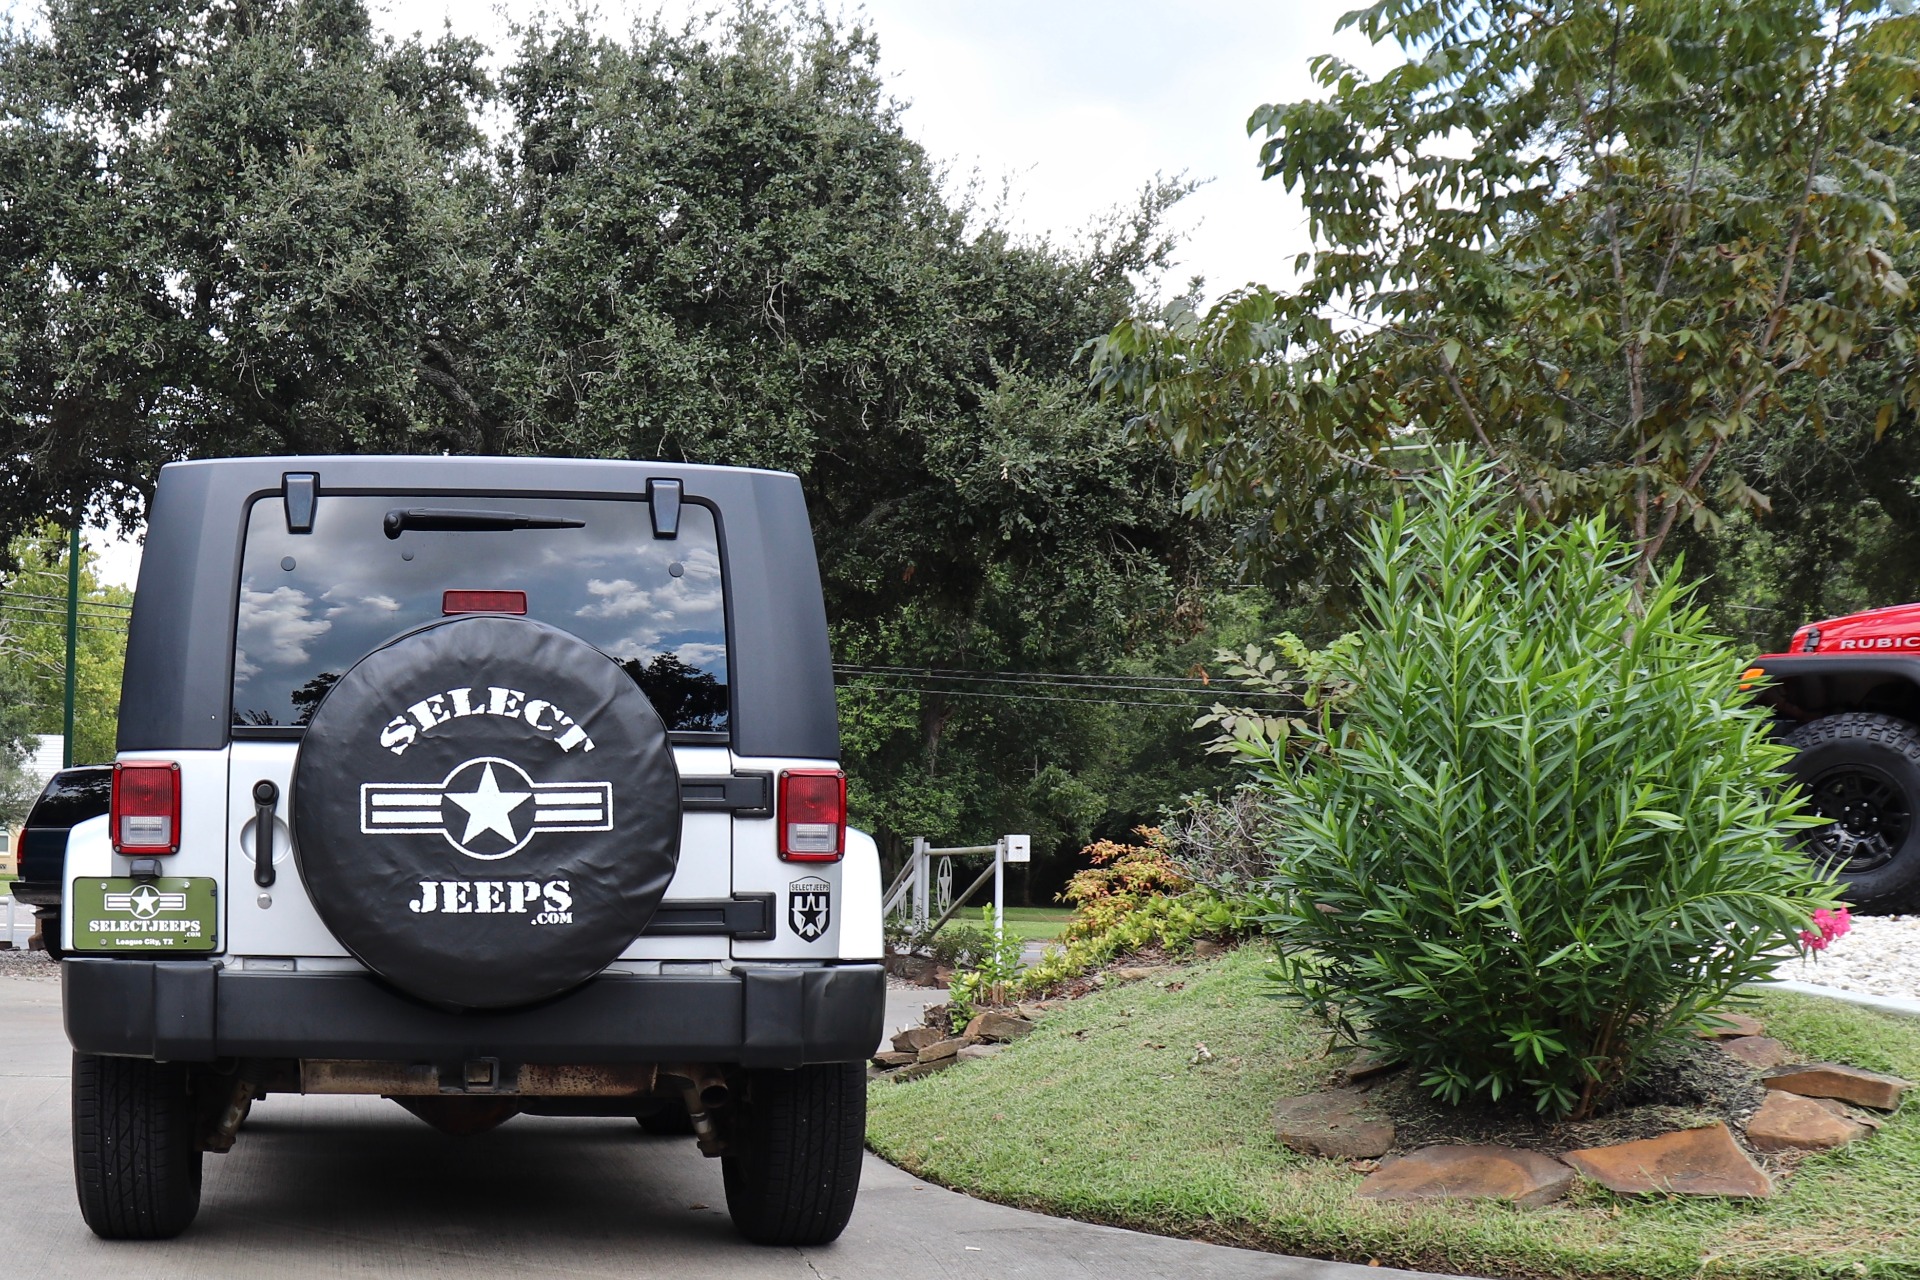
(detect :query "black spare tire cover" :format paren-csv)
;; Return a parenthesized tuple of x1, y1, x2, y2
(291, 615, 680, 1010)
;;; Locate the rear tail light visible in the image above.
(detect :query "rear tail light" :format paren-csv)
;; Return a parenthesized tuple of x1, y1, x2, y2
(778, 770, 845, 861)
(111, 761, 181, 854)
(443, 590, 528, 615)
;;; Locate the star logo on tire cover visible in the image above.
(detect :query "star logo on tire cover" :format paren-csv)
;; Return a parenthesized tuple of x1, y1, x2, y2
(361, 756, 614, 860)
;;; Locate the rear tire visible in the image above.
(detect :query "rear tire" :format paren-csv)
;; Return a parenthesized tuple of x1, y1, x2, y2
(1785, 712, 1920, 911)
(72, 1053, 203, 1239)
(722, 1063, 864, 1246)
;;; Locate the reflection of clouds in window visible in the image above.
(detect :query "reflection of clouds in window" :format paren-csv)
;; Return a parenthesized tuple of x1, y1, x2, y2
(577, 578, 656, 620)
(321, 589, 402, 620)
(673, 641, 727, 669)
(234, 585, 331, 685)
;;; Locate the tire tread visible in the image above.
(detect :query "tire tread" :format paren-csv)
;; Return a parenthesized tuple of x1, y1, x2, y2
(722, 1062, 864, 1246)
(72, 1053, 203, 1239)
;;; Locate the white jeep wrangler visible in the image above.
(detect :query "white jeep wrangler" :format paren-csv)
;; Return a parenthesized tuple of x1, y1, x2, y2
(60, 456, 882, 1244)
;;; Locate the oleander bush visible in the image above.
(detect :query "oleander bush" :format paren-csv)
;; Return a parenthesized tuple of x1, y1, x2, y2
(1242, 460, 1841, 1118)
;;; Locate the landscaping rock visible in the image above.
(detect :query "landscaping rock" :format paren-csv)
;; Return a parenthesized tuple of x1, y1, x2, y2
(1193, 939, 1226, 959)
(1341, 1050, 1402, 1084)
(921, 1002, 951, 1029)
(1720, 1036, 1793, 1069)
(890, 1057, 955, 1082)
(1015, 1002, 1053, 1020)
(957, 1044, 1005, 1062)
(916, 1037, 968, 1064)
(1563, 1123, 1771, 1198)
(1109, 966, 1168, 984)
(871, 1050, 916, 1068)
(1273, 1090, 1396, 1160)
(1761, 1063, 1914, 1111)
(964, 1011, 1036, 1043)
(925, 964, 954, 989)
(1745, 1092, 1872, 1153)
(892, 1026, 946, 1054)
(887, 953, 938, 984)
(1696, 1012, 1766, 1040)
(1357, 1145, 1575, 1208)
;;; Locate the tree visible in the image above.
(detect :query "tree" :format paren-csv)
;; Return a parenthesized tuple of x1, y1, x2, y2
(0, 528, 133, 765)
(0, 0, 1235, 878)
(1090, 0, 1920, 589)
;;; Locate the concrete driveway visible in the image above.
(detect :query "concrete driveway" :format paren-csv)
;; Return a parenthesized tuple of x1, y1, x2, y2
(1, 966, 1436, 1279)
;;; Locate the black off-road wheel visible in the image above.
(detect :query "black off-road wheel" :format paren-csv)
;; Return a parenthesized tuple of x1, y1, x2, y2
(72, 1053, 203, 1239)
(722, 1063, 864, 1246)
(1785, 712, 1920, 912)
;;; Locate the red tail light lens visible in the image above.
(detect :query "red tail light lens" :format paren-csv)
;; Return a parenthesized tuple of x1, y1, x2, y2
(443, 590, 528, 615)
(778, 770, 845, 861)
(111, 761, 181, 854)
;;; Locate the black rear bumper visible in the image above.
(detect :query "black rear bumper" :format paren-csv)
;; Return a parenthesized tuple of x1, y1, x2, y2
(63, 959, 884, 1069)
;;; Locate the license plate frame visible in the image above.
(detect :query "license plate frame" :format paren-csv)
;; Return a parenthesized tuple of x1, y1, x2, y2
(71, 877, 219, 952)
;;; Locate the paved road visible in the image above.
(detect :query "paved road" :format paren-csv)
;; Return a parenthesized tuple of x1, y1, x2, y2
(2, 971, 1438, 1279)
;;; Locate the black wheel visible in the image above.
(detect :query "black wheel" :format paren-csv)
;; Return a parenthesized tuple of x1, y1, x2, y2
(637, 1104, 695, 1136)
(722, 1063, 865, 1246)
(1785, 712, 1920, 911)
(72, 1053, 203, 1239)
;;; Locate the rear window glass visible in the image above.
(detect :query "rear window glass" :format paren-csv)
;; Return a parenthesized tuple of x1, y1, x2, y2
(232, 495, 728, 734)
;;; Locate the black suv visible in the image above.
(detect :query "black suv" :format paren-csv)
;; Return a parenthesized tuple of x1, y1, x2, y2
(44, 456, 882, 1244)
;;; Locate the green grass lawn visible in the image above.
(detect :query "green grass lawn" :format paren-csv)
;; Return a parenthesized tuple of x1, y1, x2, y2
(999, 907, 1073, 944)
(867, 946, 1920, 1279)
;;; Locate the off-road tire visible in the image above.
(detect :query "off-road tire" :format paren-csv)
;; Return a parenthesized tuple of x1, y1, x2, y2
(722, 1062, 864, 1246)
(1785, 712, 1920, 912)
(72, 1053, 203, 1239)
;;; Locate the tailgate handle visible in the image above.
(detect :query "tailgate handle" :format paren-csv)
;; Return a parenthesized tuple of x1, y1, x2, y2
(251, 780, 279, 888)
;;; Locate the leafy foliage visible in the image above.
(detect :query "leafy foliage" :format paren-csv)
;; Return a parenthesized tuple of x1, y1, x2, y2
(0, 528, 130, 764)
(1241, 460, 1840, 1118)
(946, 906, 1026, 1030)
(0, 0, 1231, 869)
(1089, 0, 1920, 588)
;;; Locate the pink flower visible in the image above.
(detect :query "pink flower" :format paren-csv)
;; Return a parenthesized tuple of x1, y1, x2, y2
(1801, 906, 1853, 952)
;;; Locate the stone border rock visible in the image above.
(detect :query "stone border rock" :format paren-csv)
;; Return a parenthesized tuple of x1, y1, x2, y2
(1269, 1006, 1913, 1206)
(871, 1001, 1046, 1081)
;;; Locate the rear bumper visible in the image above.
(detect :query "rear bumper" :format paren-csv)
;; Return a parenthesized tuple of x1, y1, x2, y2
(63, 959, 884, 1069)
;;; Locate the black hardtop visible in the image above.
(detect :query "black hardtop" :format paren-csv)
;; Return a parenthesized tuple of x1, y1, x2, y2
(118, 455, 838, 760)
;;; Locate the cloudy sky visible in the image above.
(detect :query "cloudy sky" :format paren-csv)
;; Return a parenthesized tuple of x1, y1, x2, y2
(81, 1, 1400, 586)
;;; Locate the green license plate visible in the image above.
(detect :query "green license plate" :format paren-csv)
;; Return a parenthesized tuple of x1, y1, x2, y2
(71, 877, 218, 952)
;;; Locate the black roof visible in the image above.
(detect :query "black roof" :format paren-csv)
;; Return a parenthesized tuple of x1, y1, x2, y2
(118, 456, 838, 761)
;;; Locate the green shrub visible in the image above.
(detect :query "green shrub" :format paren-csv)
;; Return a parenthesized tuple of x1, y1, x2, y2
(947, 906, 1027, 1030)
(1243, 461, 1838, 1118)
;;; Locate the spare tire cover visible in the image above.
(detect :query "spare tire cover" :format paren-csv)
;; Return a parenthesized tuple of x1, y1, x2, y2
(291, 615, 680, 1010)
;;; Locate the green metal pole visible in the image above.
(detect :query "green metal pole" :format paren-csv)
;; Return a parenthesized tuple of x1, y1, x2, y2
(63, 523, 78, 767)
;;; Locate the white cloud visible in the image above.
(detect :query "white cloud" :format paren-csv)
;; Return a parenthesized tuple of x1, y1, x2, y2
(235, 585, 331, 673)
(672, 641, 727, 669)
(576, 577, 656, 619)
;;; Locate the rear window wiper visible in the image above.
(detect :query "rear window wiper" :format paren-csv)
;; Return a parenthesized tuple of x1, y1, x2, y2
(383, 508, 587, 539)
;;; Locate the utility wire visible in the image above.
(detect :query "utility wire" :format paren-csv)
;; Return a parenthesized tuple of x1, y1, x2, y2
(0, 601, 134, 624)
(834, 661, 1295, 688)
(832, 667, 1297, 696)
(835, 680, 1296, 714)
(1, 589, 131, 611)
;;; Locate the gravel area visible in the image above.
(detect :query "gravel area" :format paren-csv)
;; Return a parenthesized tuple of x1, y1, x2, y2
(1773, 912, 1920, 998)
(0, 947, 58, 981)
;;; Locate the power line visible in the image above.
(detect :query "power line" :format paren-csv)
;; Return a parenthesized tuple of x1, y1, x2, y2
(832, 665, 1299, 696)
(0, 601, 134, 624)
(0, 589, 131, 611)
(834, 680, 1295, 714)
